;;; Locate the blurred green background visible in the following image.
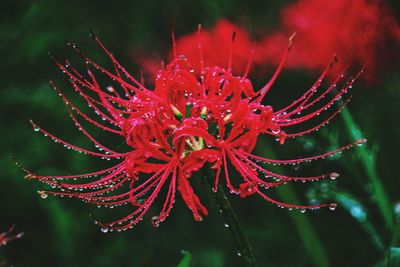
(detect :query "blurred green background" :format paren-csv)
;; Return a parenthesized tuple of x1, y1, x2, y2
(1, 0, 400, 266)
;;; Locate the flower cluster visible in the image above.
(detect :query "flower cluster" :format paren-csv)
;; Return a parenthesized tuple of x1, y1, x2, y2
(22, 30, 366, 232)
(0, 225, 23, 246)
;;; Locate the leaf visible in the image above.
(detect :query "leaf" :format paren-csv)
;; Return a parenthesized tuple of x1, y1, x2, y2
(387, 247, 400, 267)
(177, 250, 192, 267)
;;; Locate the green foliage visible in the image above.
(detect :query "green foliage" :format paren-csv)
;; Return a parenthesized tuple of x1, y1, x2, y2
(177, 250, 192, 267)
(387, 247, 400, 267)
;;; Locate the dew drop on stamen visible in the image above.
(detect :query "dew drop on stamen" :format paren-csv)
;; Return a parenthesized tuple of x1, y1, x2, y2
(329, 203, 338, 211)
(271, 127, 281, 134)
(37, 191, 48, 199)
(355, 138, 367, 146)
(151, 216, 160, 227)
(329, 172, 340, 180)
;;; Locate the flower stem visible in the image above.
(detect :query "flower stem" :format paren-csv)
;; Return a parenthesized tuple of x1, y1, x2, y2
(216, 184, 257, 266)
(204, 168, 257, 266)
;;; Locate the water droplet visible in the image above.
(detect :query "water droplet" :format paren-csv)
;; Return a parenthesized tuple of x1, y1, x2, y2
(330, 172, 340, 180)
(300, 209, 306, 213)
(237, 251, 242, 257)
(224, 223, 229, 228)
(101, 227, 109, 233)
(329, 203, 337, 211)
(271, 127, 281, 134)
(151, 216, 160, 227)
(355, 138, 367, 146)
(37, 191, 48, 199)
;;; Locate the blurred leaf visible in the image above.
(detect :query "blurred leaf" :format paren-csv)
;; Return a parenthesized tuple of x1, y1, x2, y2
(177, 250, 192, 267)
(387, 247, 400, 267)
(256, 139, 330, 267)
(308, 182, 384, 252)
(341, 108, 393, 232)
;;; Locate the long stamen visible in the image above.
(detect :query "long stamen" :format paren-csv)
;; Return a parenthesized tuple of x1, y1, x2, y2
(227, 31, 236, 72)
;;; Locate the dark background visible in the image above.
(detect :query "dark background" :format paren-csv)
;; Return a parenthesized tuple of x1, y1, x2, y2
(1, 0, 399, 266)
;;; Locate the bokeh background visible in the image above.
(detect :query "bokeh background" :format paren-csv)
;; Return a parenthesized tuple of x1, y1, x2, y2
(1, 0, 399, 266)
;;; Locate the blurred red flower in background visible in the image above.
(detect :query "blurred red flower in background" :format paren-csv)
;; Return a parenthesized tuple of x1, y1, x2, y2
(142, 0, 399, 81)
(21, 26, 367, 232)
(139, 20, 255, 78)
(259, 0, 400, 81)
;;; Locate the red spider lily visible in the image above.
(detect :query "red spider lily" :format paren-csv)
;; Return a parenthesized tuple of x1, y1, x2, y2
(21, 29, 366, 232)
(0, 225, 23, 246)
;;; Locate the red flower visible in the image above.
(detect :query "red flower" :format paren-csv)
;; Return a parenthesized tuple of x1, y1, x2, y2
(154, 1, 399, 82)
(22, 29, 366, 232)
(0, 225, 23, 246)
(140, 20, 255, 79)
(258, 0, 400, 81)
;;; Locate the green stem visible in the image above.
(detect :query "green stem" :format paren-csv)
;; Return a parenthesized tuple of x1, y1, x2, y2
(204, 168, 257, 266)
